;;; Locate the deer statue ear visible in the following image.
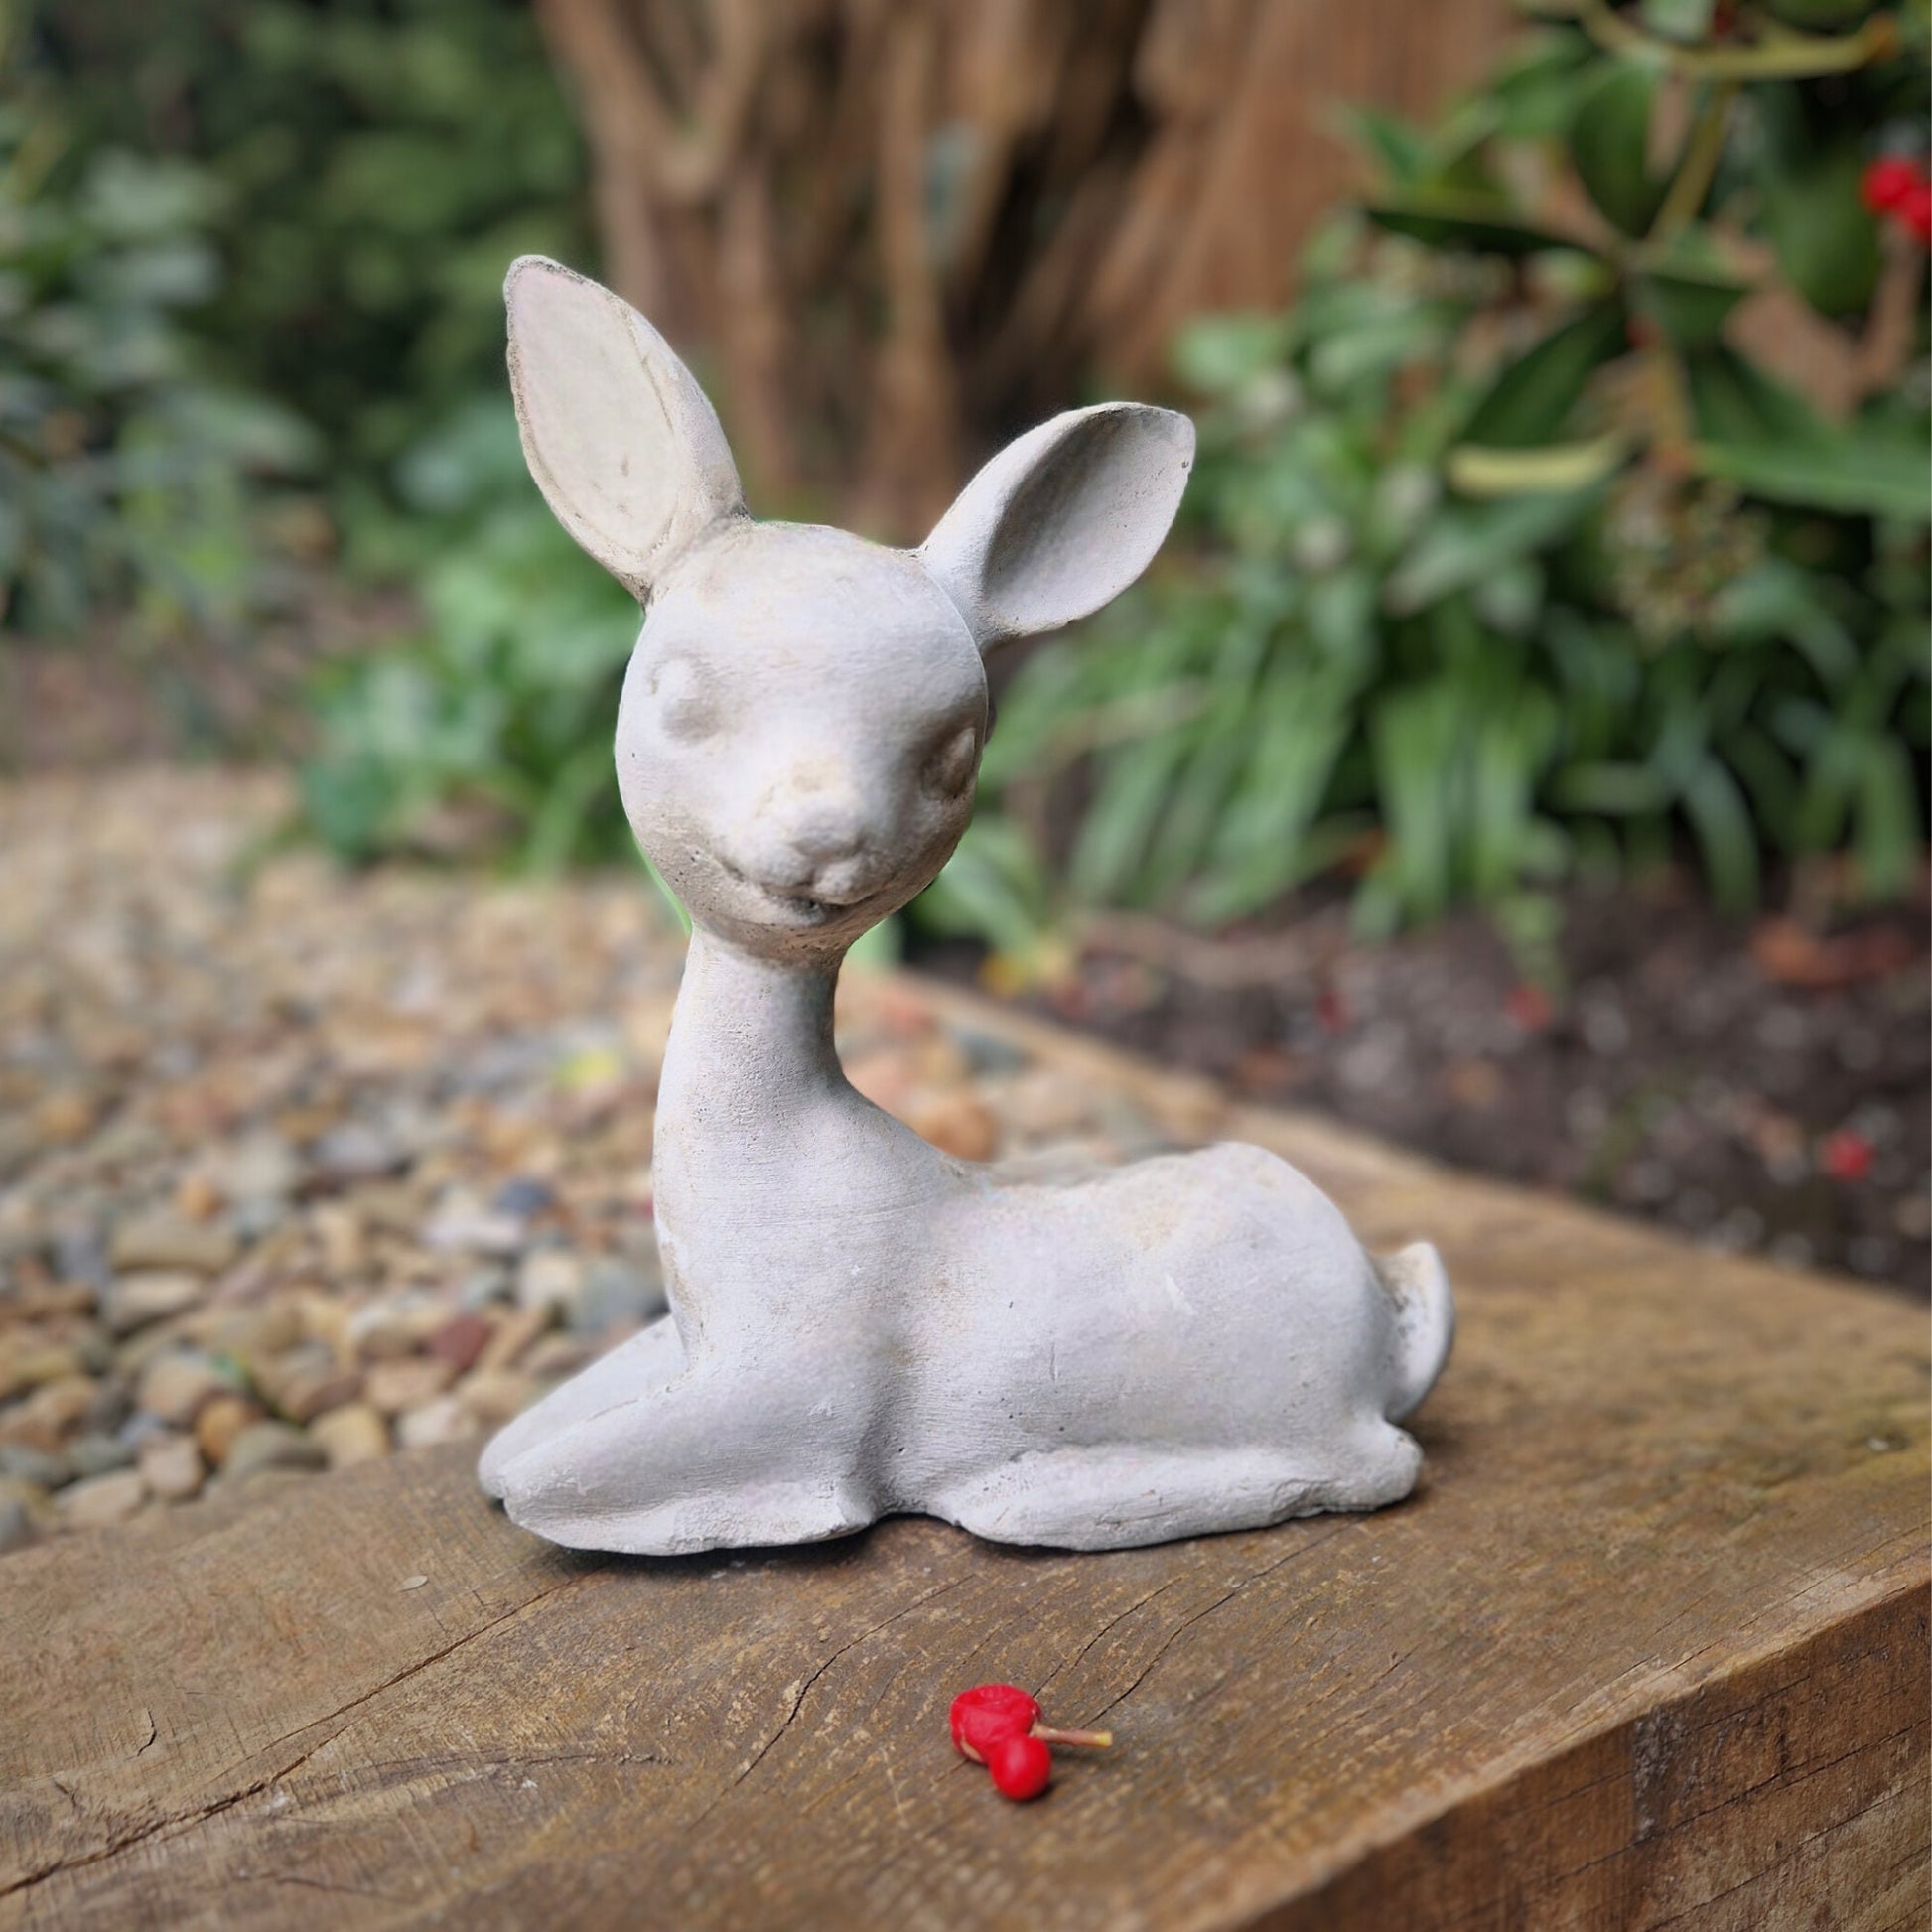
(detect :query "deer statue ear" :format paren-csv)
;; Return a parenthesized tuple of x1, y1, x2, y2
(504, 256, 745, 602)
(916, 403, 1194, 650)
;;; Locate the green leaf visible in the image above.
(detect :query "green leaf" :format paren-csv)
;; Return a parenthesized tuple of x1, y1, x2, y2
(1363, 195, 1578, 258)
(1552, 761, 1671, 815)
(1682, 759, 1760, 911)
(1340, 105, 1433, 185)
(1571, 64, 1669, 237)
(1852, 737, 1921, 898)
(1385, 489, 1600, 614)
(1633, 254, 1754, 349)
(1684, 349, 1932, 520)
(1759, 0, 1882, 30)
(921, 821, 1054, 957)
(1459, 302, 1627, 448)
(1449, 434, 1627, 497)
(1760, 143, 1881, 319)
(1172, 314, 1291, 396)
(1691, 428, 1932, 522)
(1681, 345, 1818, 444)
(1640, 0, 1718, 39)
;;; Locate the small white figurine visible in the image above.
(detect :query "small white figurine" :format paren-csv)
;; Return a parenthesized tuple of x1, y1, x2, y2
(479, 257, 1452, 1554)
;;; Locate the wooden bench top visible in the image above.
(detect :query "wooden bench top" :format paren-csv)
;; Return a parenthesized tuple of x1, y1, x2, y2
(2, 988, 1926, 1931)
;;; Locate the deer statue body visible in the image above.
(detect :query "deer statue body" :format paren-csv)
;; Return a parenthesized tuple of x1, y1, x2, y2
(478, 257, 1454, 1554)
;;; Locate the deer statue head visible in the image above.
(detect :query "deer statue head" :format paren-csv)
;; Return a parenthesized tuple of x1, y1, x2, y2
(505, 254, 1193, 965)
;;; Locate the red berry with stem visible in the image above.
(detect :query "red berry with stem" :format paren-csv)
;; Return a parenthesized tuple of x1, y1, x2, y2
(988, 1733, 1053, 1801)
(1861, 156, 1919, 213)
(949, 1682, 1114, 1800)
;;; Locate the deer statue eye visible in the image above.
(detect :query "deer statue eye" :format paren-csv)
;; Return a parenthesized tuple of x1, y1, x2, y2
(650, 657, 717, 743)
(923, 721, 981, 797)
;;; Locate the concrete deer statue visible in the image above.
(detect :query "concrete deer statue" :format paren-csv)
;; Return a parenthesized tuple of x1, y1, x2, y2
(479, 256, 1453, 1555)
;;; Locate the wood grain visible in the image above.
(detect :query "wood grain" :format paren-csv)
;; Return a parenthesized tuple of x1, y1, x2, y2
(1, 987, 1925, 1931)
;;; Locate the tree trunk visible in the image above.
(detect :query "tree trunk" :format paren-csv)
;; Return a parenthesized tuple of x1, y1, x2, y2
(535, 0, 1515, 538)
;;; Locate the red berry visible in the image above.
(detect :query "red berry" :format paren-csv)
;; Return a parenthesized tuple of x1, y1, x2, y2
(1861, 156, 1919, 214)
(949, 1684, 1038, 1762)
(1821, 1130, 1874, 1183)
(1898, 184, 1932, 246)
(1505, 983, 1553, 1033)
(987, 1733, 1053, 1801)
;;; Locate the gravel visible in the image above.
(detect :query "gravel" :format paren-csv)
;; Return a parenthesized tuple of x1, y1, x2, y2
(0, 771, 1173, 1555)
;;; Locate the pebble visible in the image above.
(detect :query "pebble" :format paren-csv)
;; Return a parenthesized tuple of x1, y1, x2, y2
(0, 1472, 52, 1526)
(522, 1333, 596, 1380)
(311, 1403, 389, 1468)
(0, 1496, 35, 1555)
(0, 1376, 101, 1452)
(137, 1350, 231, 1428)
(567, 1260, 664, 1336)
(348, 1294, 444, 1362)
(492, 1176, 556, 1218)
(516, 1249, 584, 1315)
(906, 1093, 999, 1163)
(314, 1122, 405, 1180)
(221, 1421, 327, 1483)
(195, 1393, 266, 1465)
(456, 1266, 514, 1311)
(109, 1213, 238, 1277)
(457, 1369, 536, 1428)
(103, 1270, 205, 1336)
(261, 1346, 363, 1425)
(396, 1395, 473, 1449)
(209, 1303, 303, 1369)
(67, 1432, 137, 1479)
(137, 1432, 206, 1502)
(422, 1205, 528, 1256)
(0, 1444, 69, 1488)
(364, 1357, 456, 1417)
(0, 1341, 86, 1402)
(50, 1225, 111, 1291)
(57, 1467, 148, 1529)
(426, 1312, 494, 1374)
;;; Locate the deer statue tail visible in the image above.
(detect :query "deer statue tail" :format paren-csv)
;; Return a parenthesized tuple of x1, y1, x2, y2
(1374, 1240, 1455, 1424)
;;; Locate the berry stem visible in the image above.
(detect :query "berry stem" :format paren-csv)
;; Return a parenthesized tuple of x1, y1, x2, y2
(1031, 1723, 1113, 1749)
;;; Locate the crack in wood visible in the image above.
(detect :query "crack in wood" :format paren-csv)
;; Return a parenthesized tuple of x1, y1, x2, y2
(0, 1572, 587, 1900)
(690, 1576, 970, 1829)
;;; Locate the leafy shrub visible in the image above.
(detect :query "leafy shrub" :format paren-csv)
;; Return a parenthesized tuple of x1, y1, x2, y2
(0, 51, 317, 637)
(923, 3, 1929, 972)
(298, 399, 638, 868)
(30, 0, 590, 516)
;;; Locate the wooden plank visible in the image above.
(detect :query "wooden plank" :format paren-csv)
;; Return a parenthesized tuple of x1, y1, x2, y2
(1, 996, 1925, 1932)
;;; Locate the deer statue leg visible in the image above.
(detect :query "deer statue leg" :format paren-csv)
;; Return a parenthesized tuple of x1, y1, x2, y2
(490, 1358, 879, 1556)
(478, 1315, 685, 1499)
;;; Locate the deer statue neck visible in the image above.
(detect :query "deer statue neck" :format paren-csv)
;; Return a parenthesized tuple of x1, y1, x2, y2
(649, 927, 926, 1355)
(655, 927, 846, 1136)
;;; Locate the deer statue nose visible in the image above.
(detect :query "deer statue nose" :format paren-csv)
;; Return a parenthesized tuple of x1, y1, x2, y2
(785, 799, 867, 869)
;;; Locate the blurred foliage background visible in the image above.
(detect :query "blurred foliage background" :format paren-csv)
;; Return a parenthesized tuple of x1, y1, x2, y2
(2, 0, 1927, 964)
